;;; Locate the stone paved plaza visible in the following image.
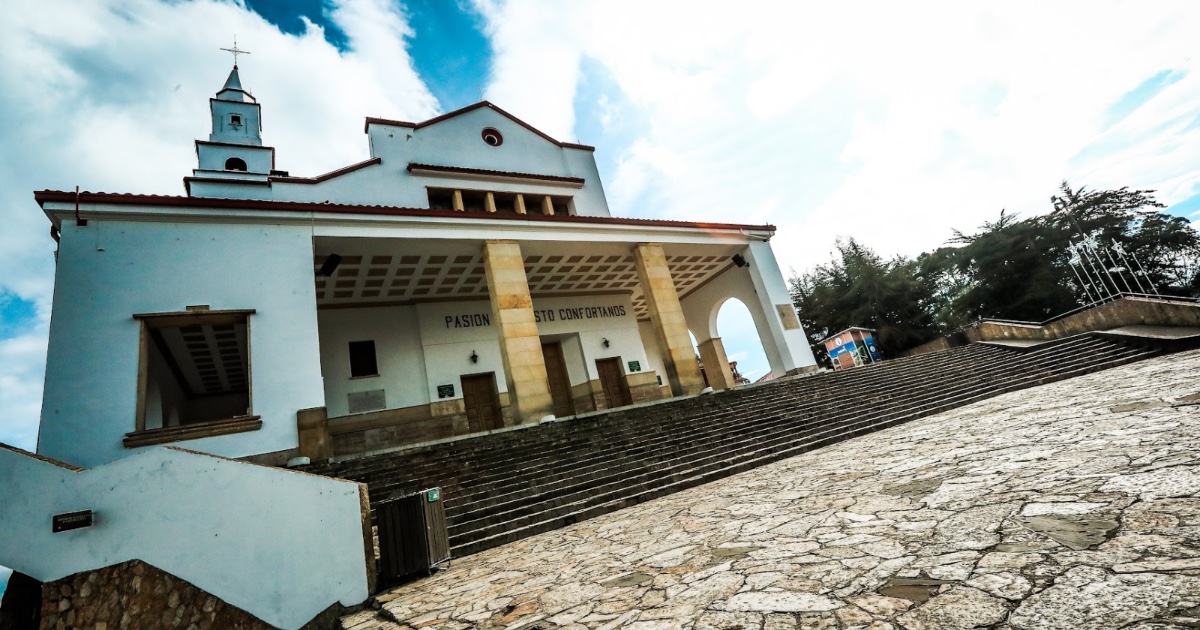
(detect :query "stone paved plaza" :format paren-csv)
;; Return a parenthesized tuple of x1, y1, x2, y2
(343, 349, 1200, 630)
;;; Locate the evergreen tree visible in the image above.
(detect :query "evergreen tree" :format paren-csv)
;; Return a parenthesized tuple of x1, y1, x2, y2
(790, 181, 1200, 356)
(789, 239, 941, 360)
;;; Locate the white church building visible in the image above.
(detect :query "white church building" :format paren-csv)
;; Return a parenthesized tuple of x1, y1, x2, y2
(2, 63, 815, 627)
(35, 63, 817, 468)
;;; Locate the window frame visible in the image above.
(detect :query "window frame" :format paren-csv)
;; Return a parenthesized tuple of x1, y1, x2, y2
(348, 339, 380, 379)
(126, 308, 260, 448)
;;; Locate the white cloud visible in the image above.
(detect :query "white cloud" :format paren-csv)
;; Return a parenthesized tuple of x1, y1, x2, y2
(472, 0, 581, 140)
(0, 0, 437, 450)
(476, 0, 1200, 278)
(0, 330, 47, 451)
(5, 0, 1200, 453)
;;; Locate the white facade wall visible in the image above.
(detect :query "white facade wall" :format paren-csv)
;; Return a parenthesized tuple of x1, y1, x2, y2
(194, 106, 611, 215)
(531, 295, 647, 383)
(209, 98, 261, 145)
(316, 294, 650, 417)
(0, 445, 370, 630)
(417, 301, 509, 401)
(197, 142, 272, 174)
(679, 243, 817, 378)
(746, 240, 817, 372)
(364, 108, 609, 216)
(318, 305, 430, 417)
(39, 219, 324, 467)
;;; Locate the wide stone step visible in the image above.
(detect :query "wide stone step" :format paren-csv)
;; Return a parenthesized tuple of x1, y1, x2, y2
(305, 334, 1166, 560)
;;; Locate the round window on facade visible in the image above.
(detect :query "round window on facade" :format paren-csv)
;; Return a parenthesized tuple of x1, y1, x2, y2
(225, 157, 248, 171)
(481, 128, 503, 147)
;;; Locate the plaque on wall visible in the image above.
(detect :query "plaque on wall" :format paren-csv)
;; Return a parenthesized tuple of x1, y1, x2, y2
(347, 389, 386, 414)
(52, 510, 93, 533)
(437, 384, 455, 399)
(776, 304, 802, 330)
(628, 360, 641, 372)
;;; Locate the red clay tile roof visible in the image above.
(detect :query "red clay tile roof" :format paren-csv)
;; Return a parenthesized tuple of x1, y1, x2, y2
(33, 190, 776, 233)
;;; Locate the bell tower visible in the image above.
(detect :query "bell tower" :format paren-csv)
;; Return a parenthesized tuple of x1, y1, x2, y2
(209, 65, 263, 147)
(191, 41, 276, 195)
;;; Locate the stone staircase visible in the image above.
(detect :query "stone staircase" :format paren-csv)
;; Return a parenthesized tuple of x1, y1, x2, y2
(304, 333, 1175, 558)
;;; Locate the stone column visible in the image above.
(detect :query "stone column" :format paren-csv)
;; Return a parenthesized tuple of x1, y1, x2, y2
(633, 243, 705, 396)
(697, 337, 736, 390)
(483, 240, 554, 424)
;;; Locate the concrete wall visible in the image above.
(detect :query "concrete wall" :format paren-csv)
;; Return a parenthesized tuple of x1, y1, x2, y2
(679, 246, 817, 379)
(318, 305, 430, 417)
(531, 295, 647, 383)
(898, 336, 956, 358)
(319, 295, 648, 418)
(40, 220, 325, 468)
(0, 444, 371, 630)
(196, 104, 612, 217)
(898, 296, 1200, 358)
(972, 296, 1200, 342)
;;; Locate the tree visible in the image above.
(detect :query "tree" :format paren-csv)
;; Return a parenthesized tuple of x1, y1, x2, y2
(1047, 181, 1199, 295)
(791, 181, 1200, 356)
(789, 239, 941, 359)
(943, 182, 1200, 323)
(946, 209, 1077, 322)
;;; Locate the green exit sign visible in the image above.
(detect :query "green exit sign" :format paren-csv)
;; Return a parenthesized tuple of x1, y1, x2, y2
(427, 488, 441, 502)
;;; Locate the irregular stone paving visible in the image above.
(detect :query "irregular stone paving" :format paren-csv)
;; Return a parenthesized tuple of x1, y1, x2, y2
(342, 349, 1200, 630)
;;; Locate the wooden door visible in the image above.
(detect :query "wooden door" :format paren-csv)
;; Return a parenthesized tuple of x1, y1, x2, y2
(595, 357, 632, 409)
(461, 373, 501, 432)
(542, 342, 575, 418)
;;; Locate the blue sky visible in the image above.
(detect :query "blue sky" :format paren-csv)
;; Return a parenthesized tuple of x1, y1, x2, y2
(2, 0, 1200, 600)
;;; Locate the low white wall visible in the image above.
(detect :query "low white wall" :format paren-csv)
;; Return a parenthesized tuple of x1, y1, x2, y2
(0, 444, 370, 630)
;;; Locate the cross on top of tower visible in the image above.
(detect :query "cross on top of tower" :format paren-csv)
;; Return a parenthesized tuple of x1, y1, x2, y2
(220, 37, 251, 67)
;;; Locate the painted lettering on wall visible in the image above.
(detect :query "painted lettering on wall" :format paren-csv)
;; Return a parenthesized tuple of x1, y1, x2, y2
(556, 305, 627, 321)
(445, 314, 491, 329)
(445, 305, 628, 327)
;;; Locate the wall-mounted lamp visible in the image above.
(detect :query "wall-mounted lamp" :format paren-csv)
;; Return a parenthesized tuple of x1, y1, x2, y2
(602, 338, 610, 348)
(470, 350, 479, 363)
(732, 254, 749, 268)
(318, 253, 343, 277)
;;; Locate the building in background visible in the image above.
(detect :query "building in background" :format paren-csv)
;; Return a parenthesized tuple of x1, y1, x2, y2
(821, 327, 882, 370)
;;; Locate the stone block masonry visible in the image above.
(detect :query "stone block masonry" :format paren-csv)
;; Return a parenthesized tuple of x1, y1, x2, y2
(632, 243, 705, 396)
(483, 240, 555, 424)
(39, 559, 272, 630)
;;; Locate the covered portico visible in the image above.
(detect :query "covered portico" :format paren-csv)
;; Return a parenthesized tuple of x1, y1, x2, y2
(303, 214, 814, 459)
